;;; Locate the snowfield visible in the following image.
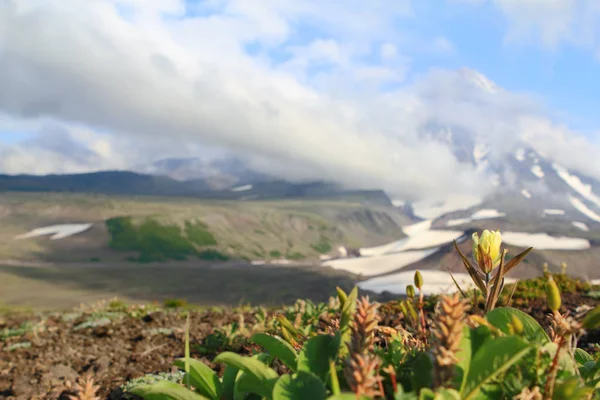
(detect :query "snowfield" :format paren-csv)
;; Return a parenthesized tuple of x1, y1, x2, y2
(331, 221, 465, 276)
(543, 209, 565, 216)
(553, 163, 600, 208)
(358, 270, 517, 296)
(472, 209, 506, 220)
(323, 249, 440, 277)
(531, 165, 545, 178)
(502, 232, 590, 250)
(15, 224, 93, 240)
(521, 189, 532, 199)
(444, 209, 505, 227)
(231, 184, 253, 192)
(446, 218, 472, 227)
(412, 195, 482, 220)
(569, 195, 600, 222)
(572, 221, 590, 232)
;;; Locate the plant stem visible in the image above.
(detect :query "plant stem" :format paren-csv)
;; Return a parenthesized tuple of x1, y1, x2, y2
(418, 290, 427, 345)
(544, 333, 566, 400)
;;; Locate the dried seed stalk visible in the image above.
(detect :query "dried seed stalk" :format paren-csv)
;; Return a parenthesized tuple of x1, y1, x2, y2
(68, 375, 101, 400)
(431, 293, 470, 387)
(344, 296, 383, 398)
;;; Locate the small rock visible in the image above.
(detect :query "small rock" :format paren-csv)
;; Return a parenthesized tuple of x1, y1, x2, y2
(11, 375, 32, 396)
(95, 355, 111, 373)
(44, 364, 78, 382)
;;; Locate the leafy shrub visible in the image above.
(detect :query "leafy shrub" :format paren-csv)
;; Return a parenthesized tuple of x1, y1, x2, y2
(286, 251, 305, 260)
(311, 236, 332, 254)
(198, 249, 229, 261)
(269, 250, 282, 258)
(105, 216, 224, 262)
(185, 220, 218, 246)
(163, 298, 188, 309)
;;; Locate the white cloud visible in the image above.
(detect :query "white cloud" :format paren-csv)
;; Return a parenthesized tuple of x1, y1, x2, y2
(0, 0, 600, 202)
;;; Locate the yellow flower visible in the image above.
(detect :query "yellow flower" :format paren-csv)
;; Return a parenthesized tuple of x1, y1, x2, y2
(472, 230, 502, 273)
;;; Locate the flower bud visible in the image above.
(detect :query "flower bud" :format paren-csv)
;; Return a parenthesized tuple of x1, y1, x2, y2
(510, 315, 524, 335)
(414, 270, 423, 290)
(406, 284, 415, 299)
(472, 230, 502, 273)
(545, 276, 562, 312)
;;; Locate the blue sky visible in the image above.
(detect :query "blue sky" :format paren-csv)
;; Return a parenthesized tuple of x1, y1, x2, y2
(1, 0, 600, 197)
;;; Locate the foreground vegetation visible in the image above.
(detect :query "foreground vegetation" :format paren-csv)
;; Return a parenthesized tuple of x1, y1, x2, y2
(115, 231, 600, 399)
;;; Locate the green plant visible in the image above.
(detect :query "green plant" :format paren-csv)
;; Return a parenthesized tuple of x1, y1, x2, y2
(269, 250, 282, 258)
(453, 230, 532, 312)
(123, 231, 600, 400)
(164, 298, 188, 309)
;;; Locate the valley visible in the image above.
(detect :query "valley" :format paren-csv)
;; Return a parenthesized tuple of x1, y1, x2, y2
(2, 185, 600, 311)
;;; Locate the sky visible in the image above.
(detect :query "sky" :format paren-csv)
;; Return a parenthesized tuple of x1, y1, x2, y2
(1, 0, 600, 201)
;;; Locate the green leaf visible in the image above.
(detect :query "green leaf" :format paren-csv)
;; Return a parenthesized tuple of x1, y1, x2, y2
(418, 388, 435, 400)
(174, 358, 223, 400)
(214, 352, 279, 399)
(434, 388, 461, 400)
(272, 371, 327, 400)
(410, 352, 434, 393)
(327, 394, 371, 400)
(184, 312, 191, 387)
(454, 325, 472, 389)
(575, 348, 594, 366)
(460, 336, 531, 400)
(329, 359, 340, 396)
(469, 325, 492, 357)
(336, 287, 348, 307)
(250, 333, 299, 372)
(221, 364, 239, 400)
(485, 307, 550, 343)
(582, 304, 600, 330)
(297, 334, 339, 382)
(129, 380, 210, 400)
(338, 286, 358, 358)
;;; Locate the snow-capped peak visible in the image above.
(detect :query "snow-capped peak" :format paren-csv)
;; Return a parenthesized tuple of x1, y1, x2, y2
(459, 68, 499, 94)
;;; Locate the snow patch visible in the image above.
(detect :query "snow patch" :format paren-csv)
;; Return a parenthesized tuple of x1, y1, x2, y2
(15, 224, 93, 240)
(569, 195, 600, 222)
(521, 189, 532, 199)
(553, 163, 600, 208)
(360, 223, 462, 257)
(471, 209, 506, 220)
(402, 220, 433, 236)
(446, 218, 472, 227)
(515, 148, 526, 162)
(391, 230, 464, 252)
(359, 270, 516, 296)
(531, 165, 544, 178)
(391, 200, 405, 207)
(502, 232, 590, 250)
(543, 209, 565, 216)
(231, 184, 253, 192)
(412, 195, 482, 220)
(572, 221, 590, 232)
(324, 248, 440, 277)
